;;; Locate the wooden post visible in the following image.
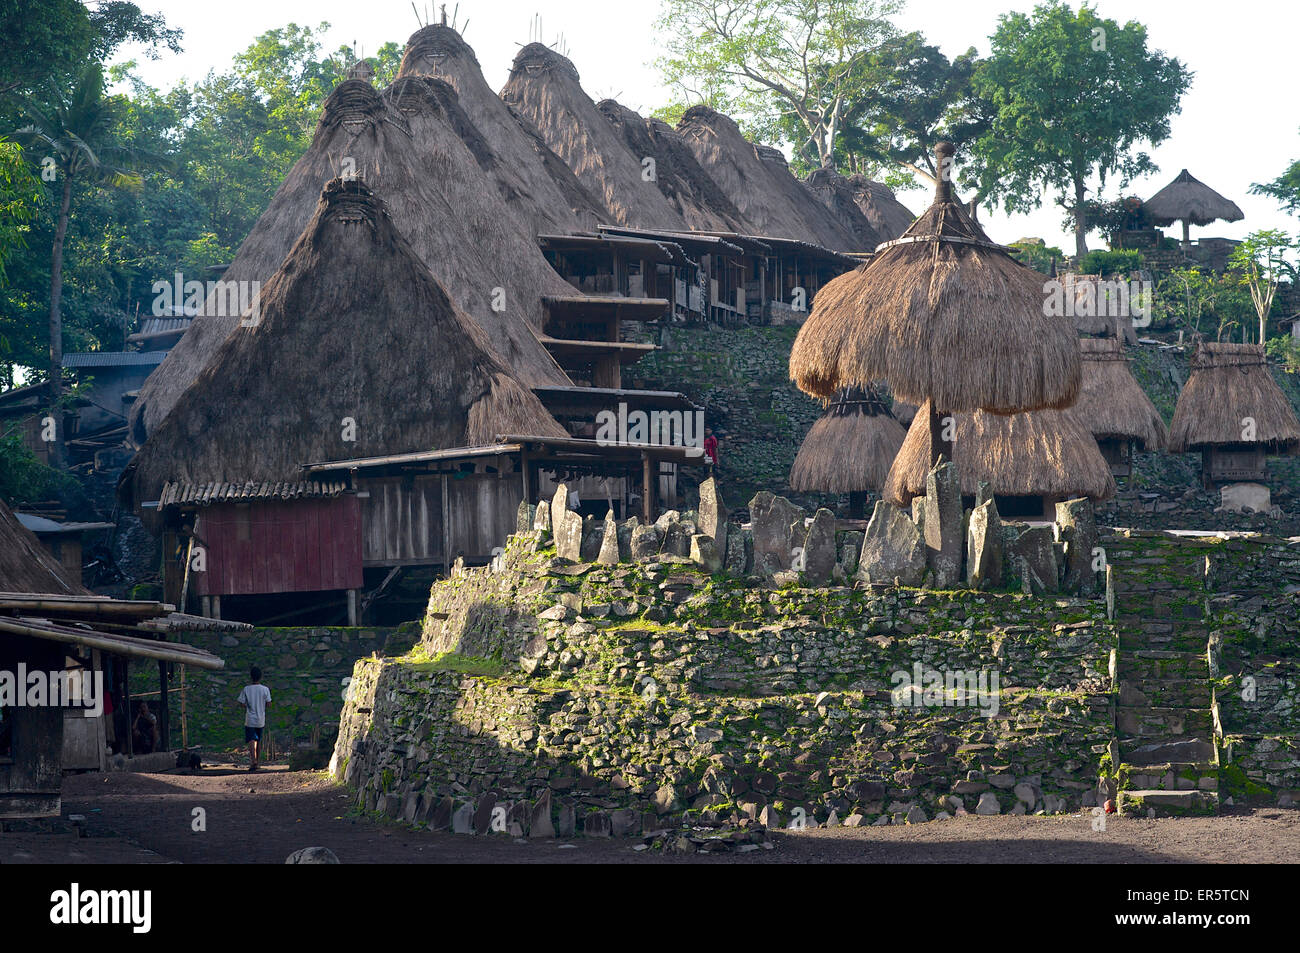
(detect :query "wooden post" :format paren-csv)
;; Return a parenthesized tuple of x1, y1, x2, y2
(200, 595, 211, 619)
(180, 665, 188, 751)
(520, 448, 531, 505)
(157, 659, 170, 751)
(641, 451, 654, 524)
(441, 474, 451, 575)
(122, 658, 133, 757)
(211, 595, 221, 621)
(928, 404, 955, 467)
(347, 588, 358, 626)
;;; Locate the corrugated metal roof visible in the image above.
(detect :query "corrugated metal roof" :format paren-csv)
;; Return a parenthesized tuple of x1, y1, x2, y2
(64, 351, 167, 368)
(135, 317, 192, 336)
(159, 480, 350, 508)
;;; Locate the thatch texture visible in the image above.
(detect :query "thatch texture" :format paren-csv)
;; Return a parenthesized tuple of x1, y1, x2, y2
(1144, 169, 1244, 227)
(789, 386, 906, 493)
(0, 500, 87, 595)
(1076, 337, 1167, 449)
(596, 99, 751, 233)
(1168, 342, 1300, 453)
(397, 25, 604, 237)
(846, 174, 916, 239)
(883, 400, 1116, 505)
(127, 179, 565, 505)
(790, 151, 1081, 413)
(501, 44, 686, 229)
(676, 106, 855, 250)
(803, 167, 887, 252)
(132, 76, 572, 440)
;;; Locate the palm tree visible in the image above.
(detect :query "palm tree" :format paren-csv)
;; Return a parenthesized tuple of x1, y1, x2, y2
(11, 62, 147, 465)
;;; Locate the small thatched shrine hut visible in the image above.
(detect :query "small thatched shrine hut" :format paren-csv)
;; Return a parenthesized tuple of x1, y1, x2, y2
(791, 142, 1081, 465)
(1168, 341, 1300, 485)
(846, 174, 916, 240)
(884, 401, 1116, 517)
(1075, 337, 1168, 476)
(789, 385, 907, 517)
(501, 44, 686, 230)
(396, 25, 604, 237)
(596, 99, 752, 233)
(804, 167, 888, 252)
(1143, 169, 1244, 245)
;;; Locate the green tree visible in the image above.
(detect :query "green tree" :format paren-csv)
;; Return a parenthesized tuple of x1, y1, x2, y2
(1250, 134, 1300, 216)
(1227, 230, 1295, 346)
(654, 0, 903, 169)
(970, 1, 1192, 260)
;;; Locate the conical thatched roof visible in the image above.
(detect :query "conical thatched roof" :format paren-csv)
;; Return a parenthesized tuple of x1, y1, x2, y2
(789, 385, 907, 493)
(127, 179, 566, 505)
(790, 143, 1081, 412)
(884, 400, 1116, 506)
(397, 25, 604, 236)
(0, 499, 88, 595)
(846, 174, 916, 240)
(676, 106, 856, 250)
(804, 167, 888, 251)
(1168, 342, 1300, 453)
(596, 99, 751, 232)
(1076, 337, 1168, 449)
(1144, 169, 1244, 228)
(501, 44, 685, 229)
(132, 77, 571, 441)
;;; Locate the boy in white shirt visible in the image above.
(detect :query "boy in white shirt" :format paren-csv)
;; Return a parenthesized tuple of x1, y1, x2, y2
(237, 667, 272, 772)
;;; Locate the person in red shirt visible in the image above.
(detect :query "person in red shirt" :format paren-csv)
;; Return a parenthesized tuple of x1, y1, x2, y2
(703, 428, 719, 476)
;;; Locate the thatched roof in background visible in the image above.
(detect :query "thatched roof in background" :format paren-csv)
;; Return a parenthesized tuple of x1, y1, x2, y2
(1168, 342, 1300, 453)
(397, 25, 604, 237)
(0, 500, 88, 595)
(596, 99, 751, 232)
(891, 398, 918, 426)
(789, 385, 906, 493)
(846, 174, 916, 240)
(1144, 169, 1245, 227)
(804, 167, 888, 251)
(1076, 337, 1167, 449)
(884, 400, 1116, 505)
(502, 44, 686, 229)
(676, 106, 856, 250)
(790, 146, 1081, 412)
(131, 76, 572, 441)
(126, 179, 566, 506)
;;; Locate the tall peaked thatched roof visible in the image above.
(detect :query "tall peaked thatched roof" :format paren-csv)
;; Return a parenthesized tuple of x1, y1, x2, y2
(1144, 169, 1245, 228)
(789, 385, 907, 493)
(596, 99, 751, 233)
(397, 25, 604, 237)
(804, 167, 889, 251)
(1076, 337, 1167, 449)
(501, 44, 686, 229)
(676, 106, 856, 250)
(126, 179, 566, 506)
(846, 174, 916, 240)
(0, 500, 88, 595)
(884, 400, 1116, 506)
(132, 76, 572, 441)
(790, 143, 1081, 413)
(1168, 342, 1300, 453)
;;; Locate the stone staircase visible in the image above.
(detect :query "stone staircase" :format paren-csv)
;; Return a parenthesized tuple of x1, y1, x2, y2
(1109, 541, 1219, 815)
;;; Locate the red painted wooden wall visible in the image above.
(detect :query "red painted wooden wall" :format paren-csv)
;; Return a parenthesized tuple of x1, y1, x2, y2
(193, 496, 363, 596)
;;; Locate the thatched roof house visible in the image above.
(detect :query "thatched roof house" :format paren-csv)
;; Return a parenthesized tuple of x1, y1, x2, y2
(846, 174, 916, 240)
(1076, 337, 1167, 475)
(127, 178, 565, 504)
(396, 25, 604, 237)
(0, 500, 87, 595)
(676, 106, 856, 250)
(790, 143, 1081, 421)
(596, 99, 751, 233)
(789, 385, 906, 510)
(884, 400, 1116, 514)
(1168, 343, 1300, 485)
(1144, 169, 1244, 244)
(501, 44, 685, 230)
(132, 75, 572, 440)
(804, 167, 888, 251)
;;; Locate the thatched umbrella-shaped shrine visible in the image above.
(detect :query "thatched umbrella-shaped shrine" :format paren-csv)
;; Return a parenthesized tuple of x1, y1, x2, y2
(1143, 169, 1244, 246)
(1168, 341, 1300, 486)
(789, 385, 907, 517)
(791, 142, 1082, 466)
(1075, 336, 1168, 477)
(845, 174, 915, 241)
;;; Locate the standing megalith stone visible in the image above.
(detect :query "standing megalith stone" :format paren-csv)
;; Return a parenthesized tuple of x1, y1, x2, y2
(857, 501, 927, 587)
(530, 789, 556, 838)
(630, 523, 662, 560)
(597, 510, 621, 565)
(699, 477, 727, 554)
(532, 497, 552, 532)
(801, 508, 838, 585)
(516, 501, 536, 534)
(1006, 525, 1059, 594)
(690, 534, 723, 573)
(921, 460, 963, 588)
(580, 515, 603, 561)
(966, 499, 1003, 590)
(1055, 497, 1099, 594)
(749, 492, 804, 575)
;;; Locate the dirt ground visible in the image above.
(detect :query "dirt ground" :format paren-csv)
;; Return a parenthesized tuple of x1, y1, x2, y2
(1, 755, 1285, 864)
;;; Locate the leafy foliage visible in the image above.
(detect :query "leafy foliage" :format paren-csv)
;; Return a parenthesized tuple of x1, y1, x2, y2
(1078, 248, 1143, 277)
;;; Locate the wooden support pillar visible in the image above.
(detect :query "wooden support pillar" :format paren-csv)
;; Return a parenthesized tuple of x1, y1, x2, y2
(200, 595, 211, 619)
(122, 658, 133, 758)
(641, 452, 654, 524)
(211, 595, 221, 621)
(347, 588, 359, 626)
(157, 659, 170, 751)
(593, 354, 621, 389)
(520, 448, 531, 504)
(928, 404, 955, 467)
(441, 474, 452, 574)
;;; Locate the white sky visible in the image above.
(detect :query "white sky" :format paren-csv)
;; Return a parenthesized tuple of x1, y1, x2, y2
(109, 0, 1299, 251)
